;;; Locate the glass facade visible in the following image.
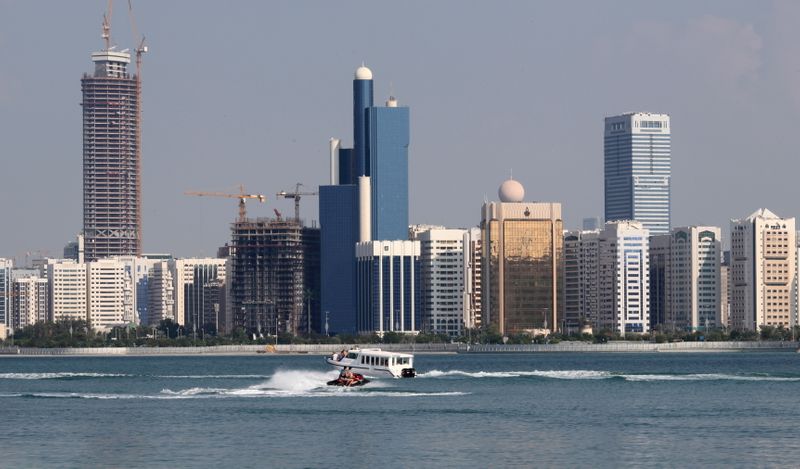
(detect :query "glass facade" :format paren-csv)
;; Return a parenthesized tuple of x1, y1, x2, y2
(356, 242, 421, 334)
(367, 106, 410, 241)
(604, 113, 671, 235)
(319, 185, 359, 334)
(484, 214, 563, 335)
(353, 78, 373, 177)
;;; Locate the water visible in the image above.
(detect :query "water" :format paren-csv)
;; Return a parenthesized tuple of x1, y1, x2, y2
(2, 352, 800, 468)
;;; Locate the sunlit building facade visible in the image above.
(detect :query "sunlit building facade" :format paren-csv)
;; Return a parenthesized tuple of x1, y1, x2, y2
(481, 179, 563, 336)
(730, 209, 797, 330)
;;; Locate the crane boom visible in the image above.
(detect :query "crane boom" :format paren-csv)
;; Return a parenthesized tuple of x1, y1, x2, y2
(276, 182, 318, 222)
(185, 186, 267, 222)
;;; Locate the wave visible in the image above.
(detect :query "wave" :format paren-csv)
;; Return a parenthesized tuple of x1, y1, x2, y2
(157, 375, 271, 379)
(0, 372, 131, 380)
(419, 369, 610, 379)
(418, 369, 800, 382)
(0, 390, 468, 400)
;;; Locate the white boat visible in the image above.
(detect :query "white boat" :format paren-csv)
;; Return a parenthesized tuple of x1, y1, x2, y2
(325, 348, 416, 378)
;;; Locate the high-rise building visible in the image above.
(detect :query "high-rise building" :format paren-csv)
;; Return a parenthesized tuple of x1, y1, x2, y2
(604, 113, 671, 235)
(418, 228, 466, 337)
(0, 259, 11, 327)
(82, 39, 142, 261)
(563, 230, 600, 333)
(86, 259, 133, 330)
(597, 221, 650, 334)
(171, 258, 226, 329)
(48, 261, 87, 323)
(582, 217, 601, 231)
(11, 276, 49, 329)
(368, 97, 410, 240)
(356, 240, 421, 335)
(463, 227, 483, 330)
(730, 209, 797, 330)
(649, 227, 721, 332)
(481, 179, 563, 336)
(229, 219, 317, 335)
(720, 251, 731, 329)
(147, 260, 175, 326)
(320, 65, 412, 335)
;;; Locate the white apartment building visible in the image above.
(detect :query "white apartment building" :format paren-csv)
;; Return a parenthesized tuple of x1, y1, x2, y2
(650, 227, 721, 332)
(730, 209, 797, 330)
(598, 221, 650, 335)
(87, 259, 133, 330)
(418, 228, 466, 337)
(48, 261, 87, 322)
(563, 230, 600, 332)
(171, 258, 226, 327)
(463, 227, 482, 330)
(147, 261, 175, 326)
(0, 259, 11, 327)
(12, 276, 49, 329)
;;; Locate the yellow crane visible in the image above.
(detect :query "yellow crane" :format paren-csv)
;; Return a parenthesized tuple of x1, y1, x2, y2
(276, 183, 318, 222)
(185, 185, 266, 222)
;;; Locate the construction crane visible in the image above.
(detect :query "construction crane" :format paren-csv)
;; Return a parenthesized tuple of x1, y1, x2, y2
(276, 183, 318, 222)
(127, 0, 148, 78)
(185, 185, 266, 222)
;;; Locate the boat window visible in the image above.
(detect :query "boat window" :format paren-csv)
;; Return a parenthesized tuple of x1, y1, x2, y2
(381, 358, 387, 367)
(370, 357, 375, 366)
(361, 356, 365, 364)
(347, 352, 358, 359)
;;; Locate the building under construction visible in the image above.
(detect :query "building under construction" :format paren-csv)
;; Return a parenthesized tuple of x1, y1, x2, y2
(229, 218, 320, 336)
(81, 14, 145, 261)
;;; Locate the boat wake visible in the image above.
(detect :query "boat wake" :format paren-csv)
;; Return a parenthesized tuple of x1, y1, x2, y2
(0, 369, 468, 400)
(0, 372, 131, 380)
(419, 369, 800, 382)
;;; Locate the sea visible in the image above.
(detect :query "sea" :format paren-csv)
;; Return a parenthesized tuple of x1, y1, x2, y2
(1, 352, 799, 468)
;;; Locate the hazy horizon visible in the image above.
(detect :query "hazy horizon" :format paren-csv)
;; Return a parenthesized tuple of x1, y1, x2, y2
(2, 1, 800, 261)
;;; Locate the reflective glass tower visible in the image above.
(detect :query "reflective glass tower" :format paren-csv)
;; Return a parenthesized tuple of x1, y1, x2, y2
(604, 113, 670, 235)
(368, 97, 409, 240)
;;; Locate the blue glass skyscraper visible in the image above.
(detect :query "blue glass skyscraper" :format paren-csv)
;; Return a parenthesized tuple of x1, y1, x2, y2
(368, 98, 410, 241)
(319, 65, 412, 334)
(353, 65, 374, 178)
(604, 112, 671, 235)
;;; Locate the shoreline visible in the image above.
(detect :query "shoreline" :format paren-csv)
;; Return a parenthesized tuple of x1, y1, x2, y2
(1, 341, 797, 357)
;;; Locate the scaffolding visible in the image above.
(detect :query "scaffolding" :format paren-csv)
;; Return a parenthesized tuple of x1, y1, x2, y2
(229, 218, 319, 336)
(81, 54, 141, 261)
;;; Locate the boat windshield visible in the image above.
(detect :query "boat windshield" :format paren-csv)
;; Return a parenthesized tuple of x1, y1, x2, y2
(396, 357, 410, 365)
(346, 352, 359, 359)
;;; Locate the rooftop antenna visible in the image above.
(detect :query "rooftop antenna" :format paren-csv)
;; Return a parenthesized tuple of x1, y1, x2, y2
(510, 168, 514, 180)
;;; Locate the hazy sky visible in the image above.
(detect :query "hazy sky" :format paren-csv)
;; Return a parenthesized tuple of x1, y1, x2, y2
(2, 1, 800, 261)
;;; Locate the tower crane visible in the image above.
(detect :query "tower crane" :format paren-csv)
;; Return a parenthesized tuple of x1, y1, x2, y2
(276, 183, 318, 222)
(185, 185, 266, 222)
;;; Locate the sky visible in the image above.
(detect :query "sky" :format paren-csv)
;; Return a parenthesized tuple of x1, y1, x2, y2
(2, 1, 800, 262)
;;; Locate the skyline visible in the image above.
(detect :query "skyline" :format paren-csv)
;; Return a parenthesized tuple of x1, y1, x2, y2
(3, 1, 800, 260)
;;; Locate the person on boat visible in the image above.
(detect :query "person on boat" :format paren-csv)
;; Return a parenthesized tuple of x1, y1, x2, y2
(339, 367, 357, 386)
(338, 349, 347, 361)
(331, 351, 340, 361)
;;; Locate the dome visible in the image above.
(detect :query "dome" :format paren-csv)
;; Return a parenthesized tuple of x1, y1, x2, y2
(355, 65, 373, 80)
(498, 178, 525, 202)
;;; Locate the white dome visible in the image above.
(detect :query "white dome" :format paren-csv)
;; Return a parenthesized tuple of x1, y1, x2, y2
(355, 65, 373, 80)
(498, 178, 525, 202)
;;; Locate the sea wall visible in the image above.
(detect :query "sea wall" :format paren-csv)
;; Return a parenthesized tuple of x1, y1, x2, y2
(0, 341, 797, 356)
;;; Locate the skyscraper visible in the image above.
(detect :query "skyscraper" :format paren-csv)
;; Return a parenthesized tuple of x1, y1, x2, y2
(320, 65, 412, 335)
(82, 41, 142, 261)
(368, 97, 410, 240)
(481, 179, 563, 336)
(604, 113, 671, 235)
